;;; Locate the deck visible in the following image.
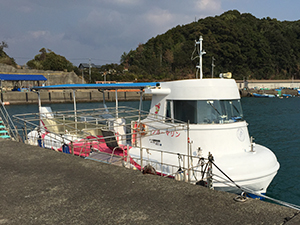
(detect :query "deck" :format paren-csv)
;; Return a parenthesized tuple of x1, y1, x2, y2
(86, 151, 124, 166)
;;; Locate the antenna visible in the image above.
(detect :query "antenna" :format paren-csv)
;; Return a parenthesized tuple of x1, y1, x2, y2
(195, 36, 206, 79)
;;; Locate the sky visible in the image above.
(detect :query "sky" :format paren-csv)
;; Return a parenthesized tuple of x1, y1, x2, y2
(1, 0, 300, 67)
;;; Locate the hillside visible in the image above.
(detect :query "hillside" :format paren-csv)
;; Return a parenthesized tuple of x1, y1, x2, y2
(122, 10, 300, 81)
(0, 41, 16, 67)
(0, 63, 83, 87)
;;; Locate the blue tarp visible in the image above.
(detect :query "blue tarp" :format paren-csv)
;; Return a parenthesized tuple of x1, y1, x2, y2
(32, 82, 160, 90)
(0, 74, 47, 81)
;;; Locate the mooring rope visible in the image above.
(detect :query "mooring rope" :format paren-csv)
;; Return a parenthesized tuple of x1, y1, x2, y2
(212, 161, 300, 211)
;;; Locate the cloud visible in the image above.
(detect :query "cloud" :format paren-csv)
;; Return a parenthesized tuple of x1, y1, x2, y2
(195, 0, 222, 13)
(109, 0, 140, 5)
(29, 31, 49, 39)
(17, 5, 33, 13)
(145, 8, 174, 27)
(83, 9, 124, 28)
(1, 0, 227, 66)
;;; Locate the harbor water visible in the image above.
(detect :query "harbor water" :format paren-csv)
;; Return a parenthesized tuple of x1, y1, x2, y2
(5, 97, 300, 206)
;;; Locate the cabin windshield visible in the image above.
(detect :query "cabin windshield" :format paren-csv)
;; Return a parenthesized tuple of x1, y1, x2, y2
(172, 100, 243, 124)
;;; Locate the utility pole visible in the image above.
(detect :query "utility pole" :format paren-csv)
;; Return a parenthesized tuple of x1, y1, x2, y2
(212, 56, 215, 78)
(81, 68, 84, 84)
(89, 58, 91, 83)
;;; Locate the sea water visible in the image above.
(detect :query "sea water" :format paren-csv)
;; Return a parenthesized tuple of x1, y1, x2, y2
(242, 97, 300, 206)
(4, 97, 300, 206)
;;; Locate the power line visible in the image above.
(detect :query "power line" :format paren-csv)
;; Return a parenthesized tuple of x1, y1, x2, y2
(12, 56, 120, 65)
(67, 57, 120, 64)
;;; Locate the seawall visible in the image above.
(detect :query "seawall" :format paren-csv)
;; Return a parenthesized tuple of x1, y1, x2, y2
(1, 139, 299, 224)
(0, 90, 151, 105)
(240, 88, 299, 97)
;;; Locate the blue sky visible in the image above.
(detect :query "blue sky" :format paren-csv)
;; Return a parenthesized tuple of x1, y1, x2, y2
(1, 0, 299, 67)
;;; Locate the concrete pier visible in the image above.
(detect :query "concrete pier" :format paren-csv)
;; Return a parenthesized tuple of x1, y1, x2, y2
(1, 139, 299, 224)
(240, 88, 299, 97)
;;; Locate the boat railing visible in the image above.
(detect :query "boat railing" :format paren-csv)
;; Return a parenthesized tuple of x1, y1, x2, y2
(0, 99, 21, 141)
(13, 105, 188, 142)
(128, 145, 212, 185)
(12, 105, 214, 186)
(12, 106, 187, 157)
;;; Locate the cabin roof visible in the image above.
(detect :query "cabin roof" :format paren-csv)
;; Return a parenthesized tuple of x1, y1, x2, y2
(0, 74, 47, 81)
(31, 82, 160, 90)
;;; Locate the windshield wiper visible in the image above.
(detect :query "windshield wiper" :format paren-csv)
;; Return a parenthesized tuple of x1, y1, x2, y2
(208, 102, 221, 115)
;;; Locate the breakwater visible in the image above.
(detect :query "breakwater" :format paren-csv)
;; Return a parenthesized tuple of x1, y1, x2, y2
(0, 90, 151, 105)
(240, 88, 299, 97)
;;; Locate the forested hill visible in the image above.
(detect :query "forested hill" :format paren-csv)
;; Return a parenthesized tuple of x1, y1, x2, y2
(122, 10, 300, 81)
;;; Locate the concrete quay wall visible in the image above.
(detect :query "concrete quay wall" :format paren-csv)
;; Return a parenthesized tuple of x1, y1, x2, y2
(1, 90, 149, 104)
(236, 79, 300, 89)
(1, 139, 300, 224)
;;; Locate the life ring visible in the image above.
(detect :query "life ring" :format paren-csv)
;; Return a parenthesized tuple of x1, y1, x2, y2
(132, 122, 137, 145)
(136, 122, 147, 136)
(132, 122, 147, 145)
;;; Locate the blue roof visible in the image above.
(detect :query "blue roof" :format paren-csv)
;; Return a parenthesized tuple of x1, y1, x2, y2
(0, 74, 47, 81)
(32, 82, 160, 90)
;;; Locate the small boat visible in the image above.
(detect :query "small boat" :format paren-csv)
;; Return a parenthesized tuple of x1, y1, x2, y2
(15, 36, 279, 198)
(252, 93, 275, 98)
(282, 94, 292, 97)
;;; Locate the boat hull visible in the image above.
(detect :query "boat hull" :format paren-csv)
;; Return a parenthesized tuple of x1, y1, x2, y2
(129, 143, 279, 196)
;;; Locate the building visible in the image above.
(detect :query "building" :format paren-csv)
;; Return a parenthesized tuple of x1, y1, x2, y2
(78, 63, 102, 70)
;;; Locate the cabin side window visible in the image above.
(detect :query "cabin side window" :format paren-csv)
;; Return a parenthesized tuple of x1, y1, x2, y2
(171, 100, 243, 124)
(173, 100, 197, 124)
(165, 100, 174, 123)
(166, 100, 171, 118)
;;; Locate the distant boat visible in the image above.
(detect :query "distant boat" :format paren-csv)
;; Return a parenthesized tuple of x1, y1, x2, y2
(282, 94, 292, 97)
(252, 93, 275, 98)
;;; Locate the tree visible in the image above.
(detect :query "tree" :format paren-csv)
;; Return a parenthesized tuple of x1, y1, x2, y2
(0, 41, 16, 66)
(27, 48, 77, 72)
(0, 41, 8, 52)
(120, 10, 300, 80)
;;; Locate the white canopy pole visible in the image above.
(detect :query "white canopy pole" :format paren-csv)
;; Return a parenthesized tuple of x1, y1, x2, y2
(73, 90, 77, 132)
(115, 89, 118, 118)
(38, 91, 42, 129)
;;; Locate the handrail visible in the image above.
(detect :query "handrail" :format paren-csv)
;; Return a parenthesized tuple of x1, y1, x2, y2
(0, 99, 20, 141)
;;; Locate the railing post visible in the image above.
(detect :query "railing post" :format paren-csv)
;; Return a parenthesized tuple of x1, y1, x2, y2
(72, 90, 77, 134)
(161, 151, 163, 176)
(63, 115, 65, 133)
(115, 89, 118, 118)
(24, 122, 28, 142)
(71, 141, 74, 155)
(187, 120, 190, 182)
(183, 155, 186, 182)
(140, 147, 143, 170)
(126, 144, 129, 167)
(207, 152, 214, 190)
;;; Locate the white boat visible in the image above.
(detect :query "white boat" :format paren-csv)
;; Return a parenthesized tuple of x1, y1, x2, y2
(15, 36, 279, 198)
(130, 78, 279, 196)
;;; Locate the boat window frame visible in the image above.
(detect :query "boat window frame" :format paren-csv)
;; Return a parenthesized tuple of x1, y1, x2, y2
(166, 99, 244, 124)
(165, 100, 174, 123)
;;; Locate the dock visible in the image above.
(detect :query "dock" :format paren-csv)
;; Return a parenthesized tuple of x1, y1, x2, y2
(1, 139, 299, 224)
